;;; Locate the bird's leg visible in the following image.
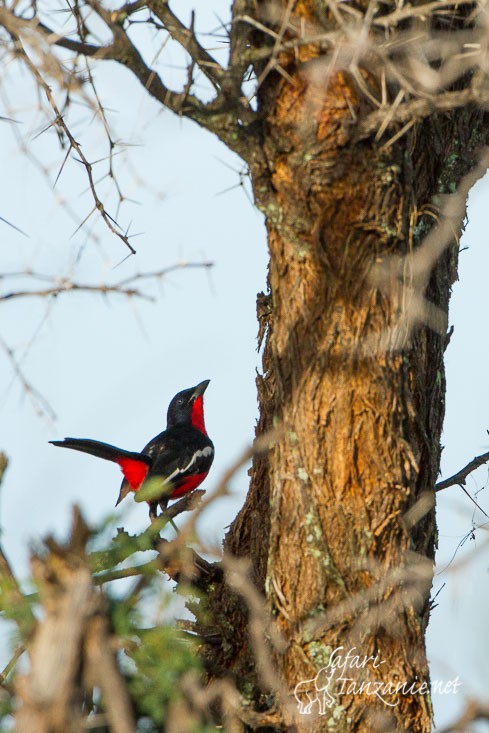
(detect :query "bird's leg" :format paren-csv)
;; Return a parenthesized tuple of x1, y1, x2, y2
(168, 518, 180, 534)
(157, 497, 180, 534)
(158, 497, 169, 513)
(149, 502, 159, 521)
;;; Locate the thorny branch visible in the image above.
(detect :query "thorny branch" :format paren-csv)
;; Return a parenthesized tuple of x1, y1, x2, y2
(1, 0, 488, 258)
(0, 261, 213, 302)
(145, 1, 225, 88)
(0, 16, 138, 254)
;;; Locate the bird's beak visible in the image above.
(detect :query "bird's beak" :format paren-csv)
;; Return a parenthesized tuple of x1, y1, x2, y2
(191, 379, 210, 401)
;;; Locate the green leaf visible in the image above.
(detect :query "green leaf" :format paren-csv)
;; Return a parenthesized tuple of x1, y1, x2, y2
(134, 477, 171, 503)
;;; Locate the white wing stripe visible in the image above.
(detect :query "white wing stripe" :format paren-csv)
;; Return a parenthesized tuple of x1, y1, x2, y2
(166, 446, 213, 483)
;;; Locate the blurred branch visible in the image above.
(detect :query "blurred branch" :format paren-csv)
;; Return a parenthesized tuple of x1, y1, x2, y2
(14, 508, 135, 733)
(181, 671, 285, 729)
(0, 336, 57, 422)
(223, 555, 289, 703)
(157, 540, 222, 592)
(152, 435, 282, 591)
(300, 550, 434, 643)
(0, 645, 25, 693)
(365, 147, 489, 353)
(84, 615, 135, 733)
(372, 0, 475, 28)
(438, 700, 489, 733)
(174, 428, 283, 549)
(94, 559, 157, 585)
(0, 453, 7, 485)
(356, 88, 483, 142)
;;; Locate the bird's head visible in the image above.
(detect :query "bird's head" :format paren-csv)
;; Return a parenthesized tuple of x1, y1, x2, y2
(166, 380, 210, 433)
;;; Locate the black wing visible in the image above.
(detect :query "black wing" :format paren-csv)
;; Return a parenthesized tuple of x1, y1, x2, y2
(143, 425, 214, 483)
(118, 425, 214, 503)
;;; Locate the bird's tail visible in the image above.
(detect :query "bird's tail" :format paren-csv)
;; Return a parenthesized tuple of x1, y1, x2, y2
(49, 438, 151, 466)
(50, 438, 152, 506)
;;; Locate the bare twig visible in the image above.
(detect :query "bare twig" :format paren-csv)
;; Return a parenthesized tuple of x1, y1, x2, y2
(146, 1, 224, 88)
(435, 449, 489, 492)
(0, 261, 213, 302)
(2, 24, 137, 254)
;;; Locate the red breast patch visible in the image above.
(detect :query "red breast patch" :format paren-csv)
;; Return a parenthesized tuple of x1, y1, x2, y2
(170, 471, 208, 499)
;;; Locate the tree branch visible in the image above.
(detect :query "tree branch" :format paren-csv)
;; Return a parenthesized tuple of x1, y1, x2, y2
(1, 19, 137, 253)
(435, 449, 489, 492)
(36, 20, 110, 58)
(0, 261, 213, 303)
(146, 1, 224, 88)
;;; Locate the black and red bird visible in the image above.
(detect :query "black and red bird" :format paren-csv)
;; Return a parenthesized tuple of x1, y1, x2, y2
(50, 380, 214, 519)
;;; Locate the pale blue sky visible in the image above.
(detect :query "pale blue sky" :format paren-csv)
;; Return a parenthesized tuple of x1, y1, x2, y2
(0, 4, 488, 728)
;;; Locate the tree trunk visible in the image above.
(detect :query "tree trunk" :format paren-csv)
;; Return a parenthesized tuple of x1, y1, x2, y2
(205, 5, 488, 730)
(3, 0, 488, 727)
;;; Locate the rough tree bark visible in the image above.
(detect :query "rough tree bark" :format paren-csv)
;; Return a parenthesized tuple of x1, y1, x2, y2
(203, 6, 489, 733)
